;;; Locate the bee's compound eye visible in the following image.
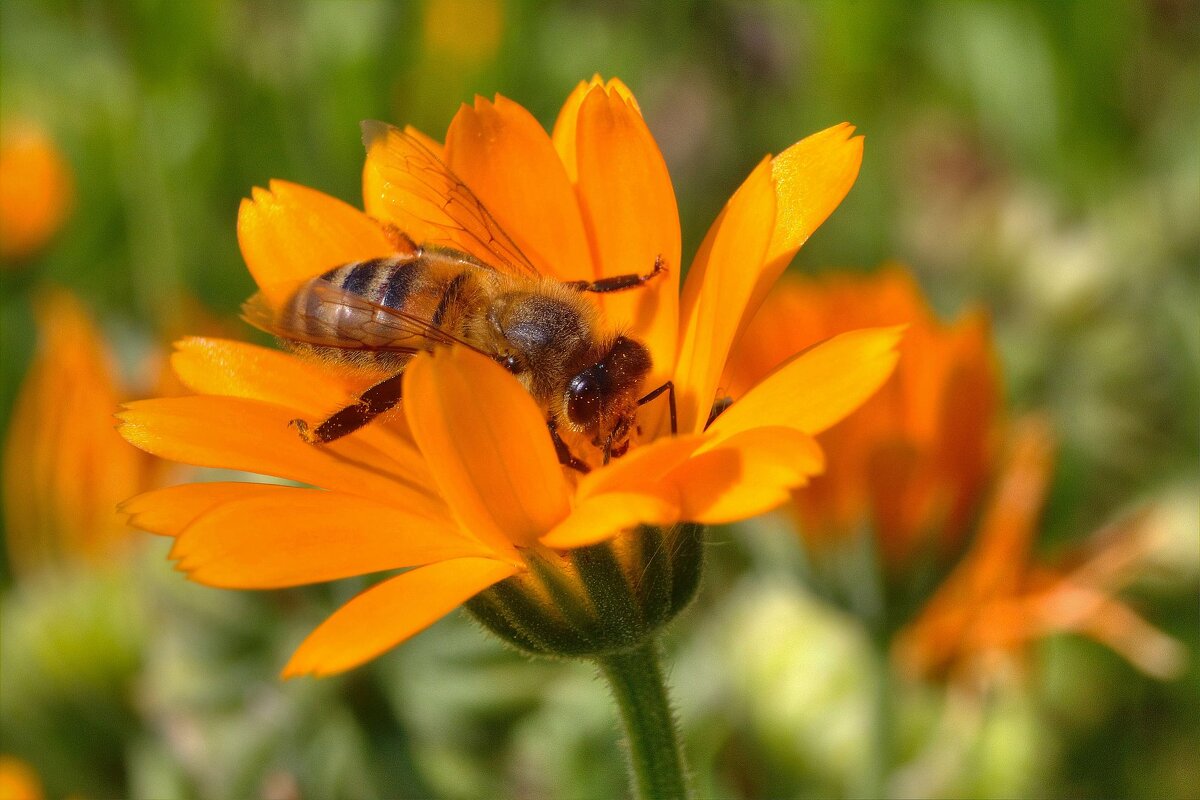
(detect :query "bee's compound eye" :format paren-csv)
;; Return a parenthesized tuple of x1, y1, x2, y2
(502, 354, 522, 374)
(566, 371, 602, 426)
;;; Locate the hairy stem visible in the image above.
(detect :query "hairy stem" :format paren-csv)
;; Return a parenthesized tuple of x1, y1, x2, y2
(597, 641, 690, 800)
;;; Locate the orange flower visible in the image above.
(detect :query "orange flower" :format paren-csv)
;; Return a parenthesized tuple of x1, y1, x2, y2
(724, 265, 1000, 570)
(0, 756, 42, 800)
(3, 292, 157, 576)
(0, 121, 73, 263)
(893, 418, 1185, 687)
(118, 77, 900, 676)
(726, 269, 1181, 687)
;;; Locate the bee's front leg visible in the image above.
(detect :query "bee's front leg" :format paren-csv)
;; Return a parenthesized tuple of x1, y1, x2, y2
(291, 371, 406, 444)
(547, 419, 591, 473)
(560, 255, 666, 294)
(637, 379, 677, 436)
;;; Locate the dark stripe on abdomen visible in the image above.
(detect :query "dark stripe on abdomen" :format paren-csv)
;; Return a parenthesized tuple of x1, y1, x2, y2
(431, 271, 468, 327)
(319, 264, 349, 283)
(382, 262, 420, 310)
(320, 258, 388, 295)
(341, 261, 378, 295)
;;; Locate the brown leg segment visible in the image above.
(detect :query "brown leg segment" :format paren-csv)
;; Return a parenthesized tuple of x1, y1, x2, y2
(561, 255, 665, 294)
(293, 372, 406, 444)
(637, 380, 677, 436)
(548, 419, 591, 473)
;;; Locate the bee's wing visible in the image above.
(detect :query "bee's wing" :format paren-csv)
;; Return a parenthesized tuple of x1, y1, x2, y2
(242, 279, 489, 358)
(362, 120, 541, 279)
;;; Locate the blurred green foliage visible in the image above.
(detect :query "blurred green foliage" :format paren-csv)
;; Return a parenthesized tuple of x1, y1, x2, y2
(1, 1, 1197, 798)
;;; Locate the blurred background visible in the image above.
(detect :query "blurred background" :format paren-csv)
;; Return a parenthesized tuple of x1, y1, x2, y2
(1, 1, 1196, 798)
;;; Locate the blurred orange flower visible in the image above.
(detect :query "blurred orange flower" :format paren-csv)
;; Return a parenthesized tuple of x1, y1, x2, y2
(725, 265, 1000, 571)
(3, 292, 159, 576)
(728, 268, 1181, 687)
(118, 77, 902, 676)
(893, 418, 1185, 686)
(0, 122, 73, 263)
(0, 756, 42, 800)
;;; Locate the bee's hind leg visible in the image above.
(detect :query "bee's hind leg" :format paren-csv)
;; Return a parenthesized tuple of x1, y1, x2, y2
(292, 372, 405, 444)
(561, 255, 666, 294)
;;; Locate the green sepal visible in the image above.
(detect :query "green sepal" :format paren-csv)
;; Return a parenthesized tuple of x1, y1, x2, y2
(465, 523, 705, 658)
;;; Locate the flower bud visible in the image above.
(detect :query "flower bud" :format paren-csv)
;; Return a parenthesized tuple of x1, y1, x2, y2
(465, 523, 703, 657)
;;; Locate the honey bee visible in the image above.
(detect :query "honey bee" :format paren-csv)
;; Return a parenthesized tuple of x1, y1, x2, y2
(243, 121, 674, 471)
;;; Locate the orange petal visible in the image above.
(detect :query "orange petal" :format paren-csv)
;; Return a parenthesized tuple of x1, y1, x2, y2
(361, 122, 515, 266)
(551, 76, 639, 182)
(1039, 585, 1186, 679)
(964, 417, 1056, 596)
(708, 326, 904, 441)
(237, 180, 394, 306)
(120, 481, 285, 536)
(362, 126, 448, 212)
(665, 426, 824, 524)
(117, 396, 448, 522)
(402, 124, 444, 160)
(551, 79, 592, 183)
(577, 433, 706, 500)
(443, 95, 593, 281)
(403, 347, 570, 550)
(173, 337, 355, 407)
(282, 557, 519, 677)
(362, 125, 436, 230)
(865, 439, 930, 567)
(723, 267, 918, 399)
(749, 124, 864, 318)
(674, 159, 777, 433)
(539, 491, 679, 550)
(3, 291, 144, 573)
(170, 337, 421, 459)
(569, 83, 681, 378)
(170, 488, 492, 588)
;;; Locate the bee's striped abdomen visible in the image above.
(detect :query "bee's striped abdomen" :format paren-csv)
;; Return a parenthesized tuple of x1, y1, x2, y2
(276, 256, 416, 369)
(319, 256, 415, 308)
(382, 260, 421, 309)
(276, 253, 494, 371)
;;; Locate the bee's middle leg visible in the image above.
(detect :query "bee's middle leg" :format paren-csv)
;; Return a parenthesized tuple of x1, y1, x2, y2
(292, 372, 405, 444)
(560, 255, 666, 294)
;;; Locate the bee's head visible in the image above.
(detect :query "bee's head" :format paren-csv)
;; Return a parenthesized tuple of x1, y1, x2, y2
(565, 336, 651, 459)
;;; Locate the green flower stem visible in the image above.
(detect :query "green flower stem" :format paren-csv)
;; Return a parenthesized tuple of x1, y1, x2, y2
(597, 641, 690, 800)
(864, 631, 893, 799)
